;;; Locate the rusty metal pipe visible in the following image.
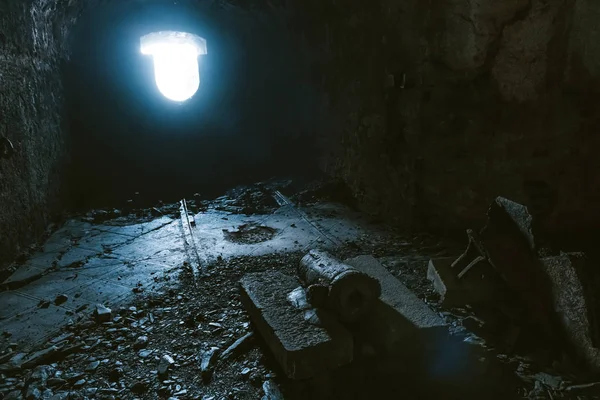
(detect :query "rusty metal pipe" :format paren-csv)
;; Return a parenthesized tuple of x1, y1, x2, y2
(298, 250, 381, 323)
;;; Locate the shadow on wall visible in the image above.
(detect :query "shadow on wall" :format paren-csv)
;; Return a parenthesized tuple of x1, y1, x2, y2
(64, 1, 320, 209)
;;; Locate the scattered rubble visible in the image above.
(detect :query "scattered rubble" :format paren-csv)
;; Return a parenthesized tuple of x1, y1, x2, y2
(93, 304, 111, 323)
(200, 347, 220, 383)
(0, 190, 599, 400)
(157, 354, 175, 376)
(262, 379, 285, 400)
(424, 196, 600, 398)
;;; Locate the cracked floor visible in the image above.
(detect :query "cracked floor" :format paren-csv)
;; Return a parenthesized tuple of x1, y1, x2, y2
(0, 199, 370, 352)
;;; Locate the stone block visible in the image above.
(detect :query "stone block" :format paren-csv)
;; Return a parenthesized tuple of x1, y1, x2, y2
(489, 196, 536, 250)
(239, 272, 353, 380)
(480, 196, 557, 340)
(427, 258, 496, 306)
(541, 253, 600, 371)
(345, 255, 448, 357)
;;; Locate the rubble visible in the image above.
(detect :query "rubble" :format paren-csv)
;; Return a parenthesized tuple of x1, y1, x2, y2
(423, 195, 600, 394)
(1, 190, 599, 399)
(93, 304, 111, 323)
(262, 379, 285, 400)
(84, 360, 99, 372)
(200, 347, 220, 383)
(133, 335, 148, 349)
(21, 347, 60, 369)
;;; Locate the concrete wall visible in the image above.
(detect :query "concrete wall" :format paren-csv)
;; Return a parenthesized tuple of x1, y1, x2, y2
(0, 0, 74, 269)
(3, 0, 600, 271)
(292, 0, 600, 234)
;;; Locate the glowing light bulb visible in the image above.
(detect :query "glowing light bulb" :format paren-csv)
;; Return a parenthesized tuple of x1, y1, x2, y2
(140, 31, 207, 102)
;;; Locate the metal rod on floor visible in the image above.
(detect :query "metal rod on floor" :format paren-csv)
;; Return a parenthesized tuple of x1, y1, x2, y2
(180, 199, 203, 278)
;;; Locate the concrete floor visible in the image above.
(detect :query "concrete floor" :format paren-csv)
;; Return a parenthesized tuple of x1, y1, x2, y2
(0, 201, 369, 351)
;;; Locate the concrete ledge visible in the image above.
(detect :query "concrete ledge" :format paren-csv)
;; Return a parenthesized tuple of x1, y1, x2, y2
(345, 255, 448, 357)
(239, 271, 353, 380)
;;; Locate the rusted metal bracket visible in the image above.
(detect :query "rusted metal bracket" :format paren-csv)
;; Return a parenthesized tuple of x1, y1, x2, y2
(451, 229, 490, 280)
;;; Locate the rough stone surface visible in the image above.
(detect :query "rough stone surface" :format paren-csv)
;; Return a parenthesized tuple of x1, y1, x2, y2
(541, 253, 600, 371)
(479, 196, 558, 345)
(239, 271, 353, 380)
(0, 0, 77, 272)
(345, 255, 447, 356)
(291, 0, 600, 233)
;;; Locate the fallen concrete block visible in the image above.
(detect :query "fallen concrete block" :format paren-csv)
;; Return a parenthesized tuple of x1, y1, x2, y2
(345, 255, 448, 357)
(480, 197, 557, 342)
(262, 379, 285, 400)
(239, 272, 353, 380)
(22, 345, 60, 369)
(491, 197, 537, 250)
(542, 253, 600, 371)
(298, 250, 381, 322)
(94, 304, 112, 323)
(427, 258, 496, 306)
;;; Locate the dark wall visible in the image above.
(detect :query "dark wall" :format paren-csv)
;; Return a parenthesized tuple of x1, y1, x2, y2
(66, 1, 321, 208)
(290, 0, 600, 236)
(0, 0, 74, 271)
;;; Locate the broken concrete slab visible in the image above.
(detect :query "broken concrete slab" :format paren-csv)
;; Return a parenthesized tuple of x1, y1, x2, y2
(427, 258, 496, 306)
(2, 264, 46, 288)
(491, 197, 536, 249)
(541, 253, 600, 371)
(480, 197, 557, 342)
(21, 345, 60, 368)
(239, 271, 353, 380)
(345, 255, 448, 357)
(94, 304, 112, 323)
(200, 347, 220, 383)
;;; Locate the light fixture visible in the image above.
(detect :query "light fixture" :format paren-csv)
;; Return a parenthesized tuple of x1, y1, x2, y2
(140, 31, 207, 102)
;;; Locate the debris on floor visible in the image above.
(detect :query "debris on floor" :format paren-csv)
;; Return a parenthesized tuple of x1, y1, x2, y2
(0, 185, 599, 399)
(425, 196, 600, 399)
